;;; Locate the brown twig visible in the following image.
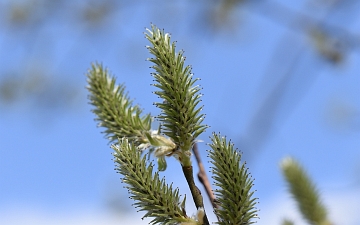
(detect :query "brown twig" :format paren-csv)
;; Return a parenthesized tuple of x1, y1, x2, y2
(192, 143, 217, 209)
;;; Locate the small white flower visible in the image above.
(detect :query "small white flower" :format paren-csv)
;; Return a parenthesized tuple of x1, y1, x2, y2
(180, 207, 204, 225)
(195, 207, 205, 224)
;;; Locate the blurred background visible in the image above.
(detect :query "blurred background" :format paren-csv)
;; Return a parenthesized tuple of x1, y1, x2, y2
(0, 0, 359, 224)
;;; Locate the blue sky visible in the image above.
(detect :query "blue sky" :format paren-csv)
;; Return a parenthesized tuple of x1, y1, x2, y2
(1, 1, 360, 224)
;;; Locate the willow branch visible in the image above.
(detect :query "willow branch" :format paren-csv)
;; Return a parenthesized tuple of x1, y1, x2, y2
(192, 143, 217, 209)
(182, 165, 210, 225)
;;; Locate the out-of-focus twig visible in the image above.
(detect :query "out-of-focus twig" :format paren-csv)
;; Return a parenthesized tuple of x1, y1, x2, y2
(247, 0, 360, 50)
(237, 0, 358, 160)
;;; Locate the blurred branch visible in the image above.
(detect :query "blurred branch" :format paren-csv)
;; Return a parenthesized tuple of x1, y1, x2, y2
(247, 0, 360, 52)
(239, 44, 308, 158)
(236, 0, 359, 159)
